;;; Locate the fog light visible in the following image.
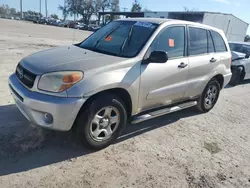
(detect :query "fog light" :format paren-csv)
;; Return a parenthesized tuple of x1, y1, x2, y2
(44, 113, 53, 124)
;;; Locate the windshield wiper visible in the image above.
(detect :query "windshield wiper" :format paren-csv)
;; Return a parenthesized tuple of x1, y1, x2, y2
(127, 24, 134, 45)
(119, 24, 134, 55)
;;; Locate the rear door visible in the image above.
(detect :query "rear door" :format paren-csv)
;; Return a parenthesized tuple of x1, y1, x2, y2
(185, 27, 218, 98)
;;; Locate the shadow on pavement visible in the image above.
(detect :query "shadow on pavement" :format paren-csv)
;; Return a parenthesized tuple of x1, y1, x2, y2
(225, 79, 250, 89)
(0, 104, 198, 176)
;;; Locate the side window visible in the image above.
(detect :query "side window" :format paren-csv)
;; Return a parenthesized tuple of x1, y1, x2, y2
(152, 26, 185, 59)
(189, 27, 207, 56)
(211, 31, 227, 52)
(208, 31, 215, 53)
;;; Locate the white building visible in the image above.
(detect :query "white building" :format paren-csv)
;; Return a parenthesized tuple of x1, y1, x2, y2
(144, 11, 249, 42)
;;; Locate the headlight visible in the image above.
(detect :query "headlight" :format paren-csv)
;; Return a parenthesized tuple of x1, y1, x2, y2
(38, 71, 83, 92)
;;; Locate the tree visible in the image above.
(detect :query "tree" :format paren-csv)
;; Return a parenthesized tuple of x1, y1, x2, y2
(131, 0, 142, 12)
(59, 0, 96, 24)
(58, 0, 120, 23)
(50, 14, 59, 19)
(110, 0, 120, 19)
(111, 0, 120, 11)
(9, 8, 17, 15)
(58, 5, 68, 21)
(0, 5, 9, 15)
(97, 0, 111, 13)
(245, 35, 250, 42)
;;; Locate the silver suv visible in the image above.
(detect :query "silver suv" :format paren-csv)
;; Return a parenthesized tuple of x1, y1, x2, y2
(9, 18, 232, 149)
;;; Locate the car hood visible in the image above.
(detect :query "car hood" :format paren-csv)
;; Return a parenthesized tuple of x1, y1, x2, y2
(20, 45, 126, 75)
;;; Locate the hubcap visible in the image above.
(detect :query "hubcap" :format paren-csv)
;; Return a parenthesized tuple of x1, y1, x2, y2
(99, 118, 109, 128)
(204, 85, 218, 108)
(90, 106, 120, 141)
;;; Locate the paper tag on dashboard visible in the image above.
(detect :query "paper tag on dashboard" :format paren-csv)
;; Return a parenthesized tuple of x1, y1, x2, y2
(169, 39, 175, 47)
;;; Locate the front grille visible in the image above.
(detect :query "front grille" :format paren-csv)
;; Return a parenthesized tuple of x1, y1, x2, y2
(16, 64, 36, 88)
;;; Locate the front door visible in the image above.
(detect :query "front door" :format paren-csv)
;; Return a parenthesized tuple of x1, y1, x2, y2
(138, 26, 189, 112)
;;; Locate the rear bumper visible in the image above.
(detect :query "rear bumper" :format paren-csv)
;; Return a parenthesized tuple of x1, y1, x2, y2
(8, 74, 86, 131)
(223, 73, 232, 87)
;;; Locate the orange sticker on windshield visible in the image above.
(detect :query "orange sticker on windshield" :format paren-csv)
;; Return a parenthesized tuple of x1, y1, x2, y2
(169, 39, 175, 47)
(105, 36, 112, 42)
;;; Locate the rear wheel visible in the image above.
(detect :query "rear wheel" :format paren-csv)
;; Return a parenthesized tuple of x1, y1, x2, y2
(197, 79, 220, 113)
(75, 94, 127, 150)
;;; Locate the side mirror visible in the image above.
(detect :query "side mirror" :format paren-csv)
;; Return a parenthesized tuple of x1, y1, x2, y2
(148, 51, 168, 63)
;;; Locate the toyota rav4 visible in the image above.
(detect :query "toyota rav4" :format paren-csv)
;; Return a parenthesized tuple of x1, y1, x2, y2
(9, 18, 232, 150)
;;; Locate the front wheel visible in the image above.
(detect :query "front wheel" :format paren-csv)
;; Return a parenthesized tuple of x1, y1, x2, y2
(75, 94, 127, 150)
(197, 79, 220, 113)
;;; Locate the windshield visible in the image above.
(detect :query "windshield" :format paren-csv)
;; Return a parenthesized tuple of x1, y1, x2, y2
(229, 43, 250, 55)
(79, 21, 158, 58)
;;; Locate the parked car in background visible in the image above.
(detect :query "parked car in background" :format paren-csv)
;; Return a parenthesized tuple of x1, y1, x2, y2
(48, 19, 61, 26)
(68, 21, 78, 28)
(93, 25, 101, 32)
(229, 42, 250, 85)
(33, 18, 49, 25)
(9, 18, 232, 150)
(87, 24, 101, 31)
(229, 42, 250, 57)
(58, 20, 71, 27)
(75, 23, 88, 30)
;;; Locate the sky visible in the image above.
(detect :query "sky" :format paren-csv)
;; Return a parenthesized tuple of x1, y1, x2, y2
(1, 0, 249, 34)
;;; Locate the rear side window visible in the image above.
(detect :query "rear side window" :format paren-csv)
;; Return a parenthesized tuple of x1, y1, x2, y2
(210, 31, 227, 52)
(189, 27, 208, 55)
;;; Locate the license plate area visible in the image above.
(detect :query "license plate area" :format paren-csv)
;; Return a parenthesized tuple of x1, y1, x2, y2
(9, 84, 24, 102)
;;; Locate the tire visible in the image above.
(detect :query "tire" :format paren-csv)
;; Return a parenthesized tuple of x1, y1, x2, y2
(229, 66, 243, 86)
(197, 79, 220, 113)
(75, 93, 127, 150)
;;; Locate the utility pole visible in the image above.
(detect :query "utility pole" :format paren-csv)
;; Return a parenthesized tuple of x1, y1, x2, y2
(39, 0, 42, 20)
(45, 0, 48, 18)
(20, 0, 23, 19)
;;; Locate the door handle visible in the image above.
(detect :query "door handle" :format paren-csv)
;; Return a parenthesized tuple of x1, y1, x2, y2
(210, 58, 217, 63)
(178, 62, 188, 68)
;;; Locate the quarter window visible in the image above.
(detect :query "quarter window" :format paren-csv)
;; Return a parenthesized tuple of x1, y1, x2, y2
(210, 31, 227, 52)
(151, 26, 185, 59)
(189, 27, 207, 55)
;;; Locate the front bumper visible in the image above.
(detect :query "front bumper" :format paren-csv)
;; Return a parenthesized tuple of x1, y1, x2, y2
(8, 74, 86, 131)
